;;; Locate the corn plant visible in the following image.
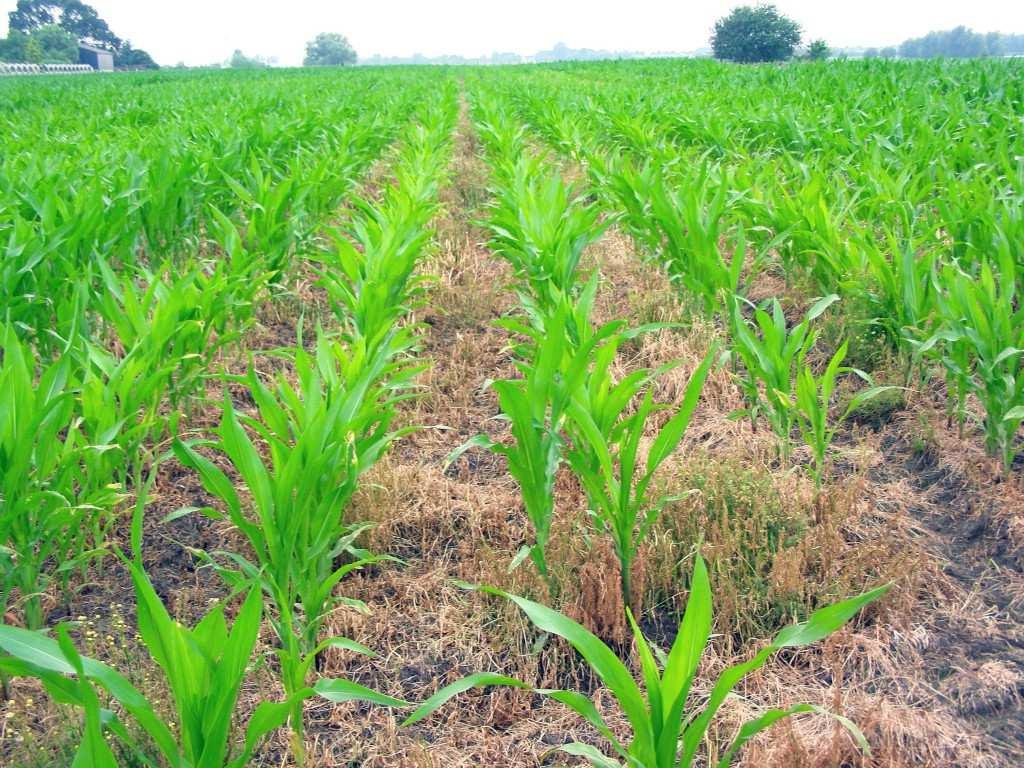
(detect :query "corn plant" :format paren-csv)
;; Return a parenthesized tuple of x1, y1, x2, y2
(565, 341, 716, 611)
(728, 294, 839, 460)
(921, 252, 1024, 471)
(793, 343, 894, 489)
(765, 173, 865, 293)
(587, 155, 747, 315)
(316, 93, 453, 367)
(862, 227, 936, 368)
(317, 165, 441, 356)
(173, 332, 415, 760)
(405, 555, 888, 768)
(92, 259, 229, 408)
(0, 526, 402, 767)
(0, 327, 121, 628)
(485, 153, 606, 313)
(449, 308, 607, 592)
(0, 477, 294, 768)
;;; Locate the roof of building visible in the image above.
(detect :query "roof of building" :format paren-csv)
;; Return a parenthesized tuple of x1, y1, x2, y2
(78, 43, 114, 55)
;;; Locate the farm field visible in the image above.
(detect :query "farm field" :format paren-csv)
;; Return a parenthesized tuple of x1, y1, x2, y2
(1, 58, 1023, 766)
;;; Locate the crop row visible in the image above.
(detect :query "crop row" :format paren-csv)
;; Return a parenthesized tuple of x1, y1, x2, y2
(488, 60, 1024, 472)
(0, 69, 428, 351)
(421, 85, 888, 768)
(0, 72, 459, 766)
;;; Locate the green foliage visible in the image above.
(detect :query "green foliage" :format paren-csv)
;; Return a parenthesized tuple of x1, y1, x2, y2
(729, 295, 891, 483)
(28, 24, 76, 63)
(898, 26, 1012, 59)
(172, 331, 411, 755)
(450, 308, 599, 590)
(304, 32, 357, 66)
(0, 562, 296, 767)
(0, 327, 120, 628)
(0, 23, 76, 63)
(405, 556, 888, 768)
(0, 30, 32, 62)
(806, 39, 830, 61)
(793, 343, 894, 488)
(589, 155, 747, 315)
(920, 252, 1024, 471)
(228, 49, 268, 69)
(486, 152, 605, 313)
(9, 0, 121, 50)
(711, 4, 802, 63)
(116, 43, 159, 69)
(728, 294, 838, 459)
(566, 341, 716, 608)
(171, 90, 456, 761)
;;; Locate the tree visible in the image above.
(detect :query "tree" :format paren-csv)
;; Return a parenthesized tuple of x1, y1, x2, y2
(0, 24, 76, 63)
(32, 23, 77, 62)
(7, 0, 159, 68)
(229, 49, 267, 69)
(303, 32, 356, 66)
(116, 42, 158, 69)
(24, 35, 43, 63)
(9, 0, 121, 50)
(897, 26, 998, 59)
(711, 4, 801, 63)
(0, 30, 32, 61)
(807, 39, 830, 60)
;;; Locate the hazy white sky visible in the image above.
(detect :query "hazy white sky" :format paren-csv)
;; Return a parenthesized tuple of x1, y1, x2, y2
(1, 1, 1022, 66)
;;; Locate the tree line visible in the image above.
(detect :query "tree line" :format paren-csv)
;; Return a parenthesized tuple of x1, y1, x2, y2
(865, 27, 1024, 59)
(0, 0, 157, 69)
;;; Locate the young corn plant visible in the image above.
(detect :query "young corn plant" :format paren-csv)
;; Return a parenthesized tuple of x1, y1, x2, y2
(316, 97, 453, 358)
(565, 340, 716, 611)
(222, 154, 306, 284)
(0, 482, 300, 768)
(728, 294, 839, 461)
(485, 153, 606, 314)
(174, 332, 415, 762)
(589, 155, 747, 316)
(0, 506, 404, 768)
(0, 327, 121, 628)
(92, 253, 258, 413)
(921, 252, 1024, 472)
(405, 555, 889, 768)
(862, 227, 936, 366)
(793, 342, 894, 490)
(449, 307, 608, 593)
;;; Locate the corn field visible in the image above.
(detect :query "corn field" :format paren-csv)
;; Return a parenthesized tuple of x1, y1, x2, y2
(0, 59, 1022, 767)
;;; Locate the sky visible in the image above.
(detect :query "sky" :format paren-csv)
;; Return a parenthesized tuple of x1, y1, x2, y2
(1, 1, 1023, 66)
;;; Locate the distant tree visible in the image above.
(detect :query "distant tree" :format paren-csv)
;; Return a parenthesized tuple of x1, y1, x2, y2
(898, 26, 998, 59)
(116, 41, 158, 69)
(229, 49, 268, 69)
(7, 0, 58, 33)
(0, 23, 77, 63)
(304, 32, 356, 66)
(7, 0, 159, 68)
(806, 39, 830, 60)
(9, 0, 121, 50)
(0, 30, 32, 61)
(24, 35, 43, 63)
(32, 23, 77, 62)
(711, 4, 801, 63)
(862, 47, 879, 59)
(1006, 34, 1024, 55)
